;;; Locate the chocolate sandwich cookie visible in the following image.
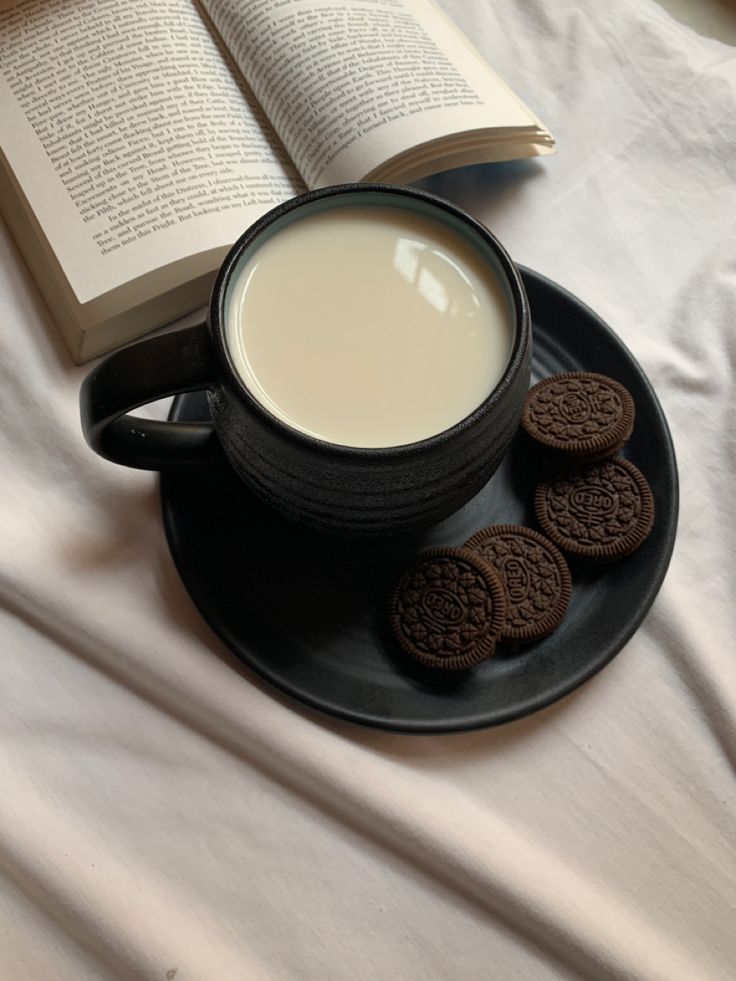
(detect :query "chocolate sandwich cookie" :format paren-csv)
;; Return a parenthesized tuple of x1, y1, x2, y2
(534, 457, 655, 561)
(389, 547, 506, 670)
(464, 525, 572, 644)
(521, 372, 635, 459)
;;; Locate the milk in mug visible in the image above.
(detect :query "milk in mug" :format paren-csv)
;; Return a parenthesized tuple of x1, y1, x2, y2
(225, 205, 514, 448)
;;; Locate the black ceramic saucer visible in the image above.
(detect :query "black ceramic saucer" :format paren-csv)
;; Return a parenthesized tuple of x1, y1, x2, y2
(161, 267, 678, 732)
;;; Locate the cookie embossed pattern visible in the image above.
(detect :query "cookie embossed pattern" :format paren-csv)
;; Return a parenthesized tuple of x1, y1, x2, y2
(389, 548, 506, 670)
(522, 372, 635, 459)
(464, 525, 571, 643)
(535, 457, 655, 561)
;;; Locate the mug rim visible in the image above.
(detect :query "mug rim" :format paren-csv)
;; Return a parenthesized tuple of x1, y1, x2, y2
(209, 182, 530, 460)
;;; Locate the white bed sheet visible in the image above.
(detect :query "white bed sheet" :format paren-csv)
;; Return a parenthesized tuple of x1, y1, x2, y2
(1, 0, 734, 978)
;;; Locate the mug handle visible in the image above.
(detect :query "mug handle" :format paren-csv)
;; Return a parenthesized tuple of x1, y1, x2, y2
(80, 321, 226, 470)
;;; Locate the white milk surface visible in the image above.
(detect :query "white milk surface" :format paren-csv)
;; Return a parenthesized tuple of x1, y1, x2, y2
(225, 206, 514, 448)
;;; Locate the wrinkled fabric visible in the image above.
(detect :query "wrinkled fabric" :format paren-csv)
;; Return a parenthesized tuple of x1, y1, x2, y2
(1, 1, 735, 978)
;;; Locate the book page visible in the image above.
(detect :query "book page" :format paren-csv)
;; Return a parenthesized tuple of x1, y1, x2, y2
(201, 0, 547, 188)
(0, 0, 303, 303)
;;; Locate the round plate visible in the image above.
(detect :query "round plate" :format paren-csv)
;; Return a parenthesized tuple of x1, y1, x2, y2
(161, 267, 678, 732)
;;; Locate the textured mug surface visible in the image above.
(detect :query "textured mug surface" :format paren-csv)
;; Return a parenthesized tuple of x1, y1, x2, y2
(80, 183, 532, 537)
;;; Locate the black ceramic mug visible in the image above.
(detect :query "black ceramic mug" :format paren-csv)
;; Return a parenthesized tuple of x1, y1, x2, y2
(80, 184, 531, 537)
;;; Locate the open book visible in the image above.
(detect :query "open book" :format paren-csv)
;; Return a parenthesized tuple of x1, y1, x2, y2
(0, 0, 554, 363)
